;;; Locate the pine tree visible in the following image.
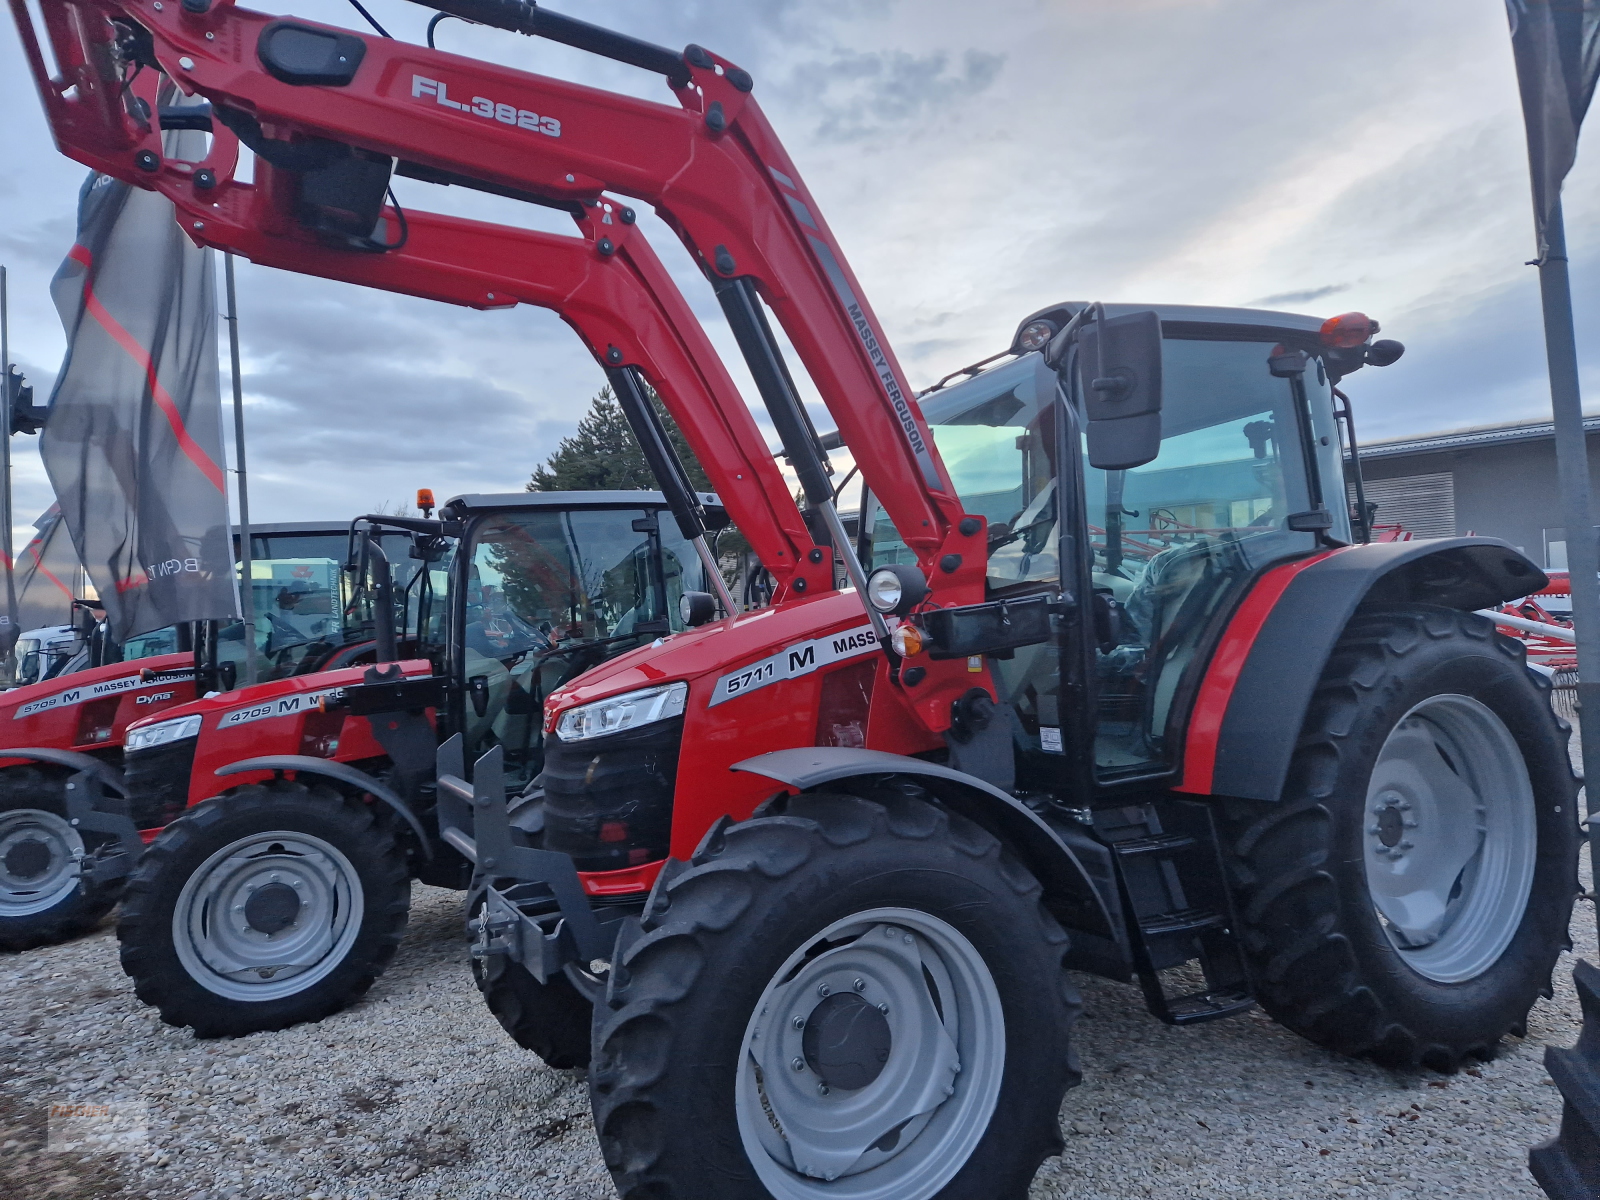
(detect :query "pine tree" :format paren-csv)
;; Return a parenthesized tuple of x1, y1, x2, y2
(527, 385, 711, 493)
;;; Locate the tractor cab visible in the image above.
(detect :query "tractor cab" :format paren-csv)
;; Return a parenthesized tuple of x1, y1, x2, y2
(349, 490, 720, 792)
(867, 303, 1401, 788)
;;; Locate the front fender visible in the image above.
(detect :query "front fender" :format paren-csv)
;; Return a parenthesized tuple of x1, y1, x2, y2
(1177, 537, 1545, 801)
(215, 755, 432, 857)
(732, 746, 1116, 942)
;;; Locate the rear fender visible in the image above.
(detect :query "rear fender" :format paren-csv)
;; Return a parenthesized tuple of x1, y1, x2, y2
(1176, 537, 1545, 801)
(732, 746, 1117, 942)
(213, 754, 431, 857)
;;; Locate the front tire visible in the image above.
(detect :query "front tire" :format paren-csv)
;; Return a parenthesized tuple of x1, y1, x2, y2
(590, 785, 1080, 1199)
(117, 780, 409, 1036)
(1224, 605, 1580, 1070)
(0, 766, 121, 951)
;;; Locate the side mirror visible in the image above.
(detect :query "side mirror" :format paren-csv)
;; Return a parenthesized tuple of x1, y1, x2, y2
(1076, 310, 1163, 470)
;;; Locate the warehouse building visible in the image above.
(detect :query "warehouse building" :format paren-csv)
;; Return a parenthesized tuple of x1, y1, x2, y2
(1356, 413, 1600, 569)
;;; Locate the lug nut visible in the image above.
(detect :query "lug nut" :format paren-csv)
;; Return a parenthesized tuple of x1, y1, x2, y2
(853, 978, 866, 992)
(817, 1083, 830, 1096)
(817, 983, 831, 998)
(877, 1002, 889, 1014)
(791, 1057, 805, 1072)
(792, 1016, 805, 1030)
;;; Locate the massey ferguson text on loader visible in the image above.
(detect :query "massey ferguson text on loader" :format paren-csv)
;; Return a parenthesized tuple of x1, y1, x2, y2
(12, 3, 1581, 1197)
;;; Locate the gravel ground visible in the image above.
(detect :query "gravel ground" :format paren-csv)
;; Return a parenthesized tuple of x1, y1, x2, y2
(2, 743, 1593, 1200)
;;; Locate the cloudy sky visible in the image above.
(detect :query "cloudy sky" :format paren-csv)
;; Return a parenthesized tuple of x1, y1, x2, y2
(1, 0, 1596, 547)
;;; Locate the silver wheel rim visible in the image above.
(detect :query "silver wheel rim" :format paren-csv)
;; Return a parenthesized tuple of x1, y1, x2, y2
(0, 808, 83, 917)
(735, 907, 1005, 1199)
(1363, 693, 1537, 984)
(172, 830, 364, 1001)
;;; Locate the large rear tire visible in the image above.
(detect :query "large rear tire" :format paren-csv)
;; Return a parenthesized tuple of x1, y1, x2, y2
(1223, 605, 1580, 1070)
(0, 765, 121, 952)
(117, 780, 409, 1036)
(590, 785, 1080, 1199)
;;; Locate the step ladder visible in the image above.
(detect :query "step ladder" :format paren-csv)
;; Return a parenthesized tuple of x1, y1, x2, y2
(1104, 803, 1255, 1025)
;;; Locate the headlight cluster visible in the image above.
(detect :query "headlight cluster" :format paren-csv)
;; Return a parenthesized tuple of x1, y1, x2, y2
(125, 713, 202, 753)
(554, 681, 688, 743)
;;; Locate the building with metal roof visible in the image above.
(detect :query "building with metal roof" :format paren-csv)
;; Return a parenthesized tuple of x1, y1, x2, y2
(1356, 413, 1600, 567)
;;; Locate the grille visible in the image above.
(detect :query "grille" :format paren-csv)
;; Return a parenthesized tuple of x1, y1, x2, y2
(124, 737, 199, 831)
(541, 716, 682, 873)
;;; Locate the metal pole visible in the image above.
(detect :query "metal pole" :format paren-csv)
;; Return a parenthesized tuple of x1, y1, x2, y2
(1538, 202, 1600, 807)
(224, 253, 258, 685)
(1, 267, 13, 682)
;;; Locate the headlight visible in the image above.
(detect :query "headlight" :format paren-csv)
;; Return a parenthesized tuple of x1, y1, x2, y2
(867, 569, 902, 613)
(866, 564, 928, 616)
(555, 682, 687, 743)
(1017, 319, 1058, 352)
(125, 713, 202, 753)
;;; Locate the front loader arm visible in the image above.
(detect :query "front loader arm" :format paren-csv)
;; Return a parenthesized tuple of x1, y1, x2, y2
(11, 0, 969, 579)
(11, 3, 820, 594)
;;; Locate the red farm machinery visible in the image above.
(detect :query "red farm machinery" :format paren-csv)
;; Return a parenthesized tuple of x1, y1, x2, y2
(8, 2, 1584, 1198)
(0, 519, 414, 950)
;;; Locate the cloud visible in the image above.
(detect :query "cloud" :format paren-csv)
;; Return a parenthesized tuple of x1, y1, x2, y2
(1249, 285, 1352, 308)
(1, 0, 1594, 555)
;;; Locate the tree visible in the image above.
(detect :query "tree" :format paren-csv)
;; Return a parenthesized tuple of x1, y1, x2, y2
(529, 385, 754, 602)
(528, 385, 711, 493)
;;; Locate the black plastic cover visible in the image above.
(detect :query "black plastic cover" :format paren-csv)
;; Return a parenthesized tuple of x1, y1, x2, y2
(542, 717, 682, 872)
(921, 594, 1054, 660)
(342, 674, 447, 716)
(258, 22, 367, 87)
(124, 736, 198, 830)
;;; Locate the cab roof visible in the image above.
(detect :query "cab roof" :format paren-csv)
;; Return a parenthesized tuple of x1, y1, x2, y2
(1013, 301, 1326, 351)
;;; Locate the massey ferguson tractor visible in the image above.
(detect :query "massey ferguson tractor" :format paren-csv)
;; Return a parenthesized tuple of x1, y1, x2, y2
(0, 519, 402, 951)
(11, 2, 1581, 1198)
(112, 490, 724, 1036)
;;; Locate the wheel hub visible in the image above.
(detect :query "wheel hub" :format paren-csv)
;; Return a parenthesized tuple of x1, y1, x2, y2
(172, 831, 364, 1001)
(736, 909, 1005, 1199)
(802, 991, 892, 1092)
(1362, 694, 1537, 983)
(0, 808, 84, 917)
(243, 881, 302, 934)
(4, 836, 51, 880)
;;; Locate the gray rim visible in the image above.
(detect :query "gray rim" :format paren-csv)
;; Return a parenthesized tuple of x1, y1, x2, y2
(172, 830, 364, 1001)
(735, 906, 1005, 1199)
(1363, 693, 1537, 984)
(0, 808, 83, 917)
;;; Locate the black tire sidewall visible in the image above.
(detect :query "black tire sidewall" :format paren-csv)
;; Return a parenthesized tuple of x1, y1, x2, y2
(118, 784, 408, 1036)
(1319, 624, 1577, 1045)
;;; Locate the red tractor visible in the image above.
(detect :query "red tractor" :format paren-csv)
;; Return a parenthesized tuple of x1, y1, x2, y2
(13, 4, 1580, 1198)
(0, 519, 405, 951)
(111, 490, 725, 1036)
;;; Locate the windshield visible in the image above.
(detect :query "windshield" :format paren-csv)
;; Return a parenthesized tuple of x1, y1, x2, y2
(239, 529, 420, 680)
(15, 638, 42, 688)
(870, 355, 1060, 588)
(458, 506, 700, 790)
(876, 336, 1342, 780)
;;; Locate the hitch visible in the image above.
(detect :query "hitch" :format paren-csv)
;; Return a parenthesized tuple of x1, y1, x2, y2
(435, 735, 610, 983)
